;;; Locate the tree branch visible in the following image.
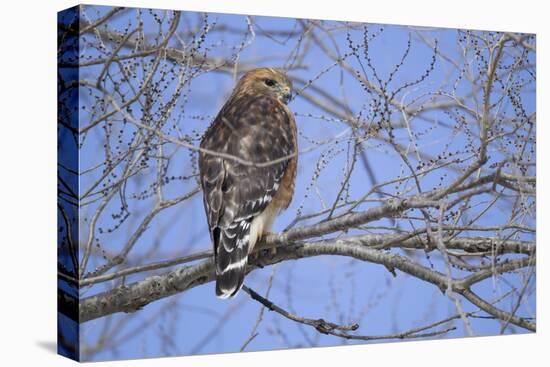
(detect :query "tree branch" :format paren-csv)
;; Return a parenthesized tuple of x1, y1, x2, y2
(242, 285, 359, 334)
(77, 231, 534, 327)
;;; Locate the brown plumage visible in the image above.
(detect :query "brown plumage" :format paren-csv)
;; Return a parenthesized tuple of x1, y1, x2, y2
(199, 68, 297, 298)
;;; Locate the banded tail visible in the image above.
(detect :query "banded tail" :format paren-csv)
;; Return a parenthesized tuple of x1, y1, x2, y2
(213, 218, 252, 299)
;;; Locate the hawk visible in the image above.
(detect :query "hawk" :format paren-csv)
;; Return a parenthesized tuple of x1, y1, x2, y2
(199, 68, 297, 299)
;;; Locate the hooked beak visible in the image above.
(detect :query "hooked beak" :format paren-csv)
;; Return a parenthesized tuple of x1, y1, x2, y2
(280, 87, 293, 104)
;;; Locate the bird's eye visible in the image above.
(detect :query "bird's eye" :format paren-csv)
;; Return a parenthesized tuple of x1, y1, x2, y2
(264, 79, 276, 87)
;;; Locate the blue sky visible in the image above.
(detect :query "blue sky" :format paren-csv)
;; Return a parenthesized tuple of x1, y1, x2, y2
(60, 5, 536, 361)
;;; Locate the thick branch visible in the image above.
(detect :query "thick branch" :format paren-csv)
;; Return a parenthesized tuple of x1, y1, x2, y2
(78, 233, 534, 326)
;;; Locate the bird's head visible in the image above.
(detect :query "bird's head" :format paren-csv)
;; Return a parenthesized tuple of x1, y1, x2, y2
(234, 67, 293, 104)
